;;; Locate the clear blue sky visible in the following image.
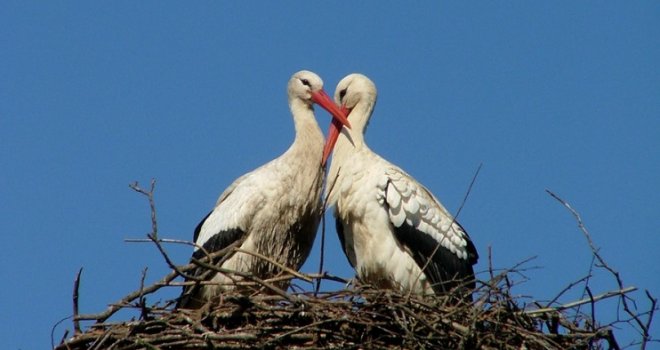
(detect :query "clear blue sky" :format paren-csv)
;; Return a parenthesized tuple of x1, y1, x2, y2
(2, 2, 658, 349)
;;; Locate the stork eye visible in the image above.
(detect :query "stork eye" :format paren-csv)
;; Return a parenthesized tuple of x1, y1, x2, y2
(339, 89, 347, 100)
(300, 79, 311, 87)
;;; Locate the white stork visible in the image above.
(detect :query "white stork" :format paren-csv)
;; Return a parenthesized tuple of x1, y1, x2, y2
(322, 74, 478, 297)
(177, 70, 350, 309)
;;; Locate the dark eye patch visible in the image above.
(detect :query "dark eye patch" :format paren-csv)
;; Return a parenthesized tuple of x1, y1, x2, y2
(300, 79, 311, 87)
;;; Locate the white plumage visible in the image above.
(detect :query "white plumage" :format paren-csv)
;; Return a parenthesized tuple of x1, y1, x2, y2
(323, 74, 478, 297)
(178, 70, 350, 309)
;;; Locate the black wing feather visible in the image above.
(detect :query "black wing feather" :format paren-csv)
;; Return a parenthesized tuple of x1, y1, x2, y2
(177, 211, 246, 309)
(392, 220, 477, 296)
(335, 217, 355, 269)
(192, 210, 212, 243)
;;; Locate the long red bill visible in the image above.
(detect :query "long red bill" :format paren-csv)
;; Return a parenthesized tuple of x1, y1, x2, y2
(311, 90, 351, 166)
(321, 105, 351, 166)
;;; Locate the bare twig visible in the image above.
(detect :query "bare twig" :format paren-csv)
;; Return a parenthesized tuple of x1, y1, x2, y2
(124, 237, 199, 248)
(130, 180, 200, 282)
(605, 328, 621, 350)
(454, 162, 482, 220)
(190, 257, 299, 304)
(138, 267, 149, 320)
(546, 189, 656, 346)
(74, 241, 239, 323)
(317, 166, 341, 295)
(129, 179, 157, 238)
(644, 290, 657, 343)
(233, 247, 312, 283)
(304, 272, 349, 285)
(487, 245, 494, 281)
(576, 253, 597, 319)
(316, 211, 326, 295)
(526, 285, 636, 316)
(586, 286, 595, 334)
(73, 268, 83, 335)
(412, 163, 482, 297)
(75, 268, 180, 323)
(51, 316, 72, 349)
(545, 275, 591, 309)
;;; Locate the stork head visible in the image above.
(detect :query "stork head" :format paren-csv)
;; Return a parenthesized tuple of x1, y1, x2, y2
(322, 73, 378, 164)
(289, 71, 351, 166)
(288, 70, 326, 104)
(334, 73, 378, 116)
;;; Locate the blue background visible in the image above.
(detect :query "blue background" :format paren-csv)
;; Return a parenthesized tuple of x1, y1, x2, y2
(2, 2, 658, 349)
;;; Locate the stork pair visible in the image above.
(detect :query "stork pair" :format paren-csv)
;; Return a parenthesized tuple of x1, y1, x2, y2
(178, 71, 478, 309)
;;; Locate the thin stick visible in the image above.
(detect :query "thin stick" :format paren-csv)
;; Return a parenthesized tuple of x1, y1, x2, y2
(643, 290, 657, 346)
(546, 189, 656, 346)
(233, 248, 312, 282)
(129, 180, 200, 281)
(585, 286, 597, 349)
(454, 162, 482, 220)
(190, 257, 299, 304)
(412, 163, 482, 296)
(51, 316, 72, 349)
(75, 269, 180, 322)
(74, 242, 239, 323)
(73, 268, 83, 335)
(316, 212, 326, 295)
(317, 167, 341, 295)
(487, 245, 494, 281)
(129, 179, 158, 238)
(124, 238, 199, 247)
(545, 275, 591, 308)
(305, 272, 349, 285)
(525, 287, 637, 316)
(138, 267, 149, 320)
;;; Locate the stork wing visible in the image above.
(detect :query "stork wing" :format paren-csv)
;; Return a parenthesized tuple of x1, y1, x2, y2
(335, 216, 357, 269)
(178, 172, 264, 308)
(192, 171, 268, 253)
(191, 211, 245, 261)
(377, 167, 478, 294)
(192, 172, 251, 245)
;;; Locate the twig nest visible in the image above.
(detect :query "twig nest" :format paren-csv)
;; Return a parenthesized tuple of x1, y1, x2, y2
(56, 280, 618, 350)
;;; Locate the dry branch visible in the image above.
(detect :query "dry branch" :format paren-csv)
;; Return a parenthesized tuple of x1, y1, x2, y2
(73, 267, 83, 335)
(413, 163, 482, 295)
(546, 189, 658, 348)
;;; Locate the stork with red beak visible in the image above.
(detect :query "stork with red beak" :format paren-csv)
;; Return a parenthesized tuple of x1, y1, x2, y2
(177, 70, 350, 309)
(323, 74, 478, 297)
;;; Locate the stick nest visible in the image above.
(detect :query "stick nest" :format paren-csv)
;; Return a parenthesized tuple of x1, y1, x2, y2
(55, 275, 620, 350)
(53, 182, 655, 349)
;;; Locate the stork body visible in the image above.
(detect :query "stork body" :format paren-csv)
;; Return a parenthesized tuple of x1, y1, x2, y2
(178, 71, 350, 309)
(324, 74, 478, 296)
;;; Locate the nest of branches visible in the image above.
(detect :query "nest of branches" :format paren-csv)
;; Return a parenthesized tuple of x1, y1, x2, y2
(53, 181, 657, 350)
(54, 274, 621, 350)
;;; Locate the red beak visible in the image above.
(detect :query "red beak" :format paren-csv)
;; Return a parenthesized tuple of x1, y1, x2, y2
(321, 105, 351, 166)
(311, 90, 351, 166)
